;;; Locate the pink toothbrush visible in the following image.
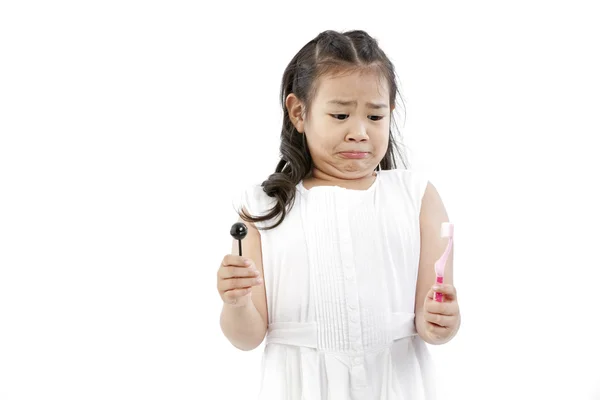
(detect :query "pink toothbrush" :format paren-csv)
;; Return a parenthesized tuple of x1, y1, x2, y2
(434, 222, 454, 302)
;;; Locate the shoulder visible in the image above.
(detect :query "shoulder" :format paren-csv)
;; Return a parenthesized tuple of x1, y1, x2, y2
(381, 168, 428, 188)
(417, 177, 447, 226)
(231, 182, 278, 228)
(233, 183, 274, 208)
(239, 183, 267, 201)
(380, 168, 430, 208)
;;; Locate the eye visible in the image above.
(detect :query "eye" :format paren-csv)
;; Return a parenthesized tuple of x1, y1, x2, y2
(331, 114, 349, 120)
(331, 114, 384, 121)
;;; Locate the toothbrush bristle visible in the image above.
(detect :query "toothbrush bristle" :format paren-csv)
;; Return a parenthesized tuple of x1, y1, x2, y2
(441, 222, 454, 238)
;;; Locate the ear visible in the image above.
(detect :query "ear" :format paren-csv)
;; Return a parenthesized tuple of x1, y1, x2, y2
(285, 93, 305, 133)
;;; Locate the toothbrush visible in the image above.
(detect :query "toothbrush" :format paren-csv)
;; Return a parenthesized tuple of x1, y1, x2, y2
(434, 222, 454, 302)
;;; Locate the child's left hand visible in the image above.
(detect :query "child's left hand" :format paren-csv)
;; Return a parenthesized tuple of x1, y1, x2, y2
(422, 283, 461, 343)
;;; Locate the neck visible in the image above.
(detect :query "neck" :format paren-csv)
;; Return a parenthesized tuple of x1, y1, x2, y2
(304, 167, 377, 190)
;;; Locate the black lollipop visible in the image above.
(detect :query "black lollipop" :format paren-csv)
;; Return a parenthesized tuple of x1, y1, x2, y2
(230, 222, 248, 256)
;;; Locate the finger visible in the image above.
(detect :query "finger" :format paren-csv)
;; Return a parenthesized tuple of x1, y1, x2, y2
(221, 254, 254, 268)
(220, 277, 263, 292)
(423, 311, 456, 328)
(218, 266, 260, 279)
(223, 288, 252, 304)
(426, 321, 452, 338)
(430, 284, 457, 299)
(427, 285, 457, 302)
(425, 298, 459, 316)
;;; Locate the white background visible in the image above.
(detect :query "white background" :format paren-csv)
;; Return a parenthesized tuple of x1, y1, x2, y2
(1, 1, 599, 399)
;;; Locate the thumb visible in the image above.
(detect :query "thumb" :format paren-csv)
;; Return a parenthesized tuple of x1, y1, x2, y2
(427, 283, 457, 301)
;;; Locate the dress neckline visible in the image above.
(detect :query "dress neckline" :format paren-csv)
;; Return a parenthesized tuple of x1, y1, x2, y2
(297, 171, 381, 195)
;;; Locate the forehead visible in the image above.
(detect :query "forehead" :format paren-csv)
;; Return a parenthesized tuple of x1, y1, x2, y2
(313, 68, 390, 104)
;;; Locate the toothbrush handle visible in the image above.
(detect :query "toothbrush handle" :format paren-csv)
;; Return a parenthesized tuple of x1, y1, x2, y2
(434, 276, 443, 302)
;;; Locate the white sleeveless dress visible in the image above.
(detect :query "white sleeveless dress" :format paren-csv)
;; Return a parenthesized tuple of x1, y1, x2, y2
(234, 169, 436, 400)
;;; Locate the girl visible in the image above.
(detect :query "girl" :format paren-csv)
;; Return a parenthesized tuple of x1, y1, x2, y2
(217, 29, 460, 400)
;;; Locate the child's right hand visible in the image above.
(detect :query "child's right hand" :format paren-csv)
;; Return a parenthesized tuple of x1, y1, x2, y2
(217, 255, 263, 307)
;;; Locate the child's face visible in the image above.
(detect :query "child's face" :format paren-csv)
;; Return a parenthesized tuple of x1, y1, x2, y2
(301, 69, 392, 179)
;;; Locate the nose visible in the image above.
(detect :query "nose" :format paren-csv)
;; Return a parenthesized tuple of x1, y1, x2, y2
(346, 119, 368, 142)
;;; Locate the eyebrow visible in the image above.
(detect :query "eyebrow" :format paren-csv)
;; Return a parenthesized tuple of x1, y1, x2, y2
(327, 100, 388, 110)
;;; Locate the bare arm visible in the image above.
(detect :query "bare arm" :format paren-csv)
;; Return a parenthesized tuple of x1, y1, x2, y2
(414, 182, 460, 345)
(219, 214, 269, 351)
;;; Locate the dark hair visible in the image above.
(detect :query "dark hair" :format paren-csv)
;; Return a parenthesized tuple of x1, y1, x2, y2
(239, 29, 409, 230)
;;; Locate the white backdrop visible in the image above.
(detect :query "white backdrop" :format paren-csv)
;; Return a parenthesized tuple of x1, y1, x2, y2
(1, 1, 599, 399)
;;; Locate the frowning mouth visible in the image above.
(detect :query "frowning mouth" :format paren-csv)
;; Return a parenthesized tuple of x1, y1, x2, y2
(339, 151, 369, 159)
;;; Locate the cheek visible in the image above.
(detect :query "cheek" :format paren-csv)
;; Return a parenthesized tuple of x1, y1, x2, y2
(307, 122, 339, 147)
(375, 127, 390, 152)
(310, 136, 337, 155)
